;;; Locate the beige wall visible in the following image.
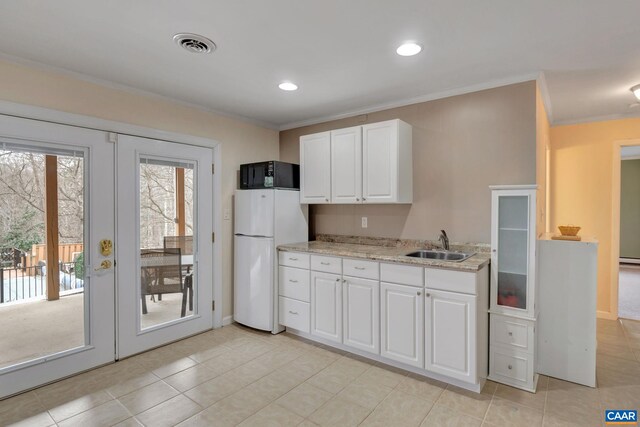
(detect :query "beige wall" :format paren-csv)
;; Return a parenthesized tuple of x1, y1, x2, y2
(549, 118, 640, 316)
(0, 59, 280, 318)
(536, 85, 551, 235)
(620, 159, 640, 259)
(280, 81, 537, 244)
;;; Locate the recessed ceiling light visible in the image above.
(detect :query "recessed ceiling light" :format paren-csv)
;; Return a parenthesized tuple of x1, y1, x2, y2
(631, 84, 640, 101)
(396, 42, 422, 56)
(173, 33, 216, 54)
(279, 82, 298, 91)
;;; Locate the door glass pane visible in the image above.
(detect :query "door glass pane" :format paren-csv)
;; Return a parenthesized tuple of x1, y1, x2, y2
(139, 158, 196, 330)
(497, 195, 528, 310)
(0, 146, 86, 369)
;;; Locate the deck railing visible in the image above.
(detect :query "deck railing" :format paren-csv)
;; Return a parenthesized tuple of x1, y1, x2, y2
(0, 262, 84, 303)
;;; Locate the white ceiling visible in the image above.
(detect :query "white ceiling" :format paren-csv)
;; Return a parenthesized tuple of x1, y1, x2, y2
(0, 1, 639, 129)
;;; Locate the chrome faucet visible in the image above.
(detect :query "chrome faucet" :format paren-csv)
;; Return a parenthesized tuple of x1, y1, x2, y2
(439, 230, 450, 251)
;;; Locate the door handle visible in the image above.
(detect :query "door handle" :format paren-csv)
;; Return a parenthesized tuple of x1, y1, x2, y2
(288, 310, 298, 315)
(94, 260, 113, 271)
(289, 279, 298, 283)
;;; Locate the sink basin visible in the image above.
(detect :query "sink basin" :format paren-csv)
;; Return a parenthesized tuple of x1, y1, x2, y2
(405, 250, 475, 262)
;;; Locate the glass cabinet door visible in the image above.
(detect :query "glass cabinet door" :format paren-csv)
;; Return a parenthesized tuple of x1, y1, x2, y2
(496, 195, 530, 311)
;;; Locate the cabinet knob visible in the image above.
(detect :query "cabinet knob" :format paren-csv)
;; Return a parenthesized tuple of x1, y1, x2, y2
(325, 198, 329, 202)
(492, 249, 497, 253)
(356, 198, 360, 201)
(508, 331, 513, 336)
(289, 279, 298, 283)
(508, 364, 513, 370)
(354, 266, 365, 270)
(426, 293, 431, 297)
(363, 197, 366, 201)
(321, 262, 330, 265)
(289, 257, 298, 261)
(417, 291, 421, 296)
(335, 278, 340, 282)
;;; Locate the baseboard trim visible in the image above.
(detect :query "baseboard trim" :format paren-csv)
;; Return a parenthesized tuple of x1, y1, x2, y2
(222, 316, 233, 326)
(597, 310, 617, 320)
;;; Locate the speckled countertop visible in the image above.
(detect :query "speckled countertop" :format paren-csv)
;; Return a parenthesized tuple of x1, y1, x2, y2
(278, 235, 491, 272)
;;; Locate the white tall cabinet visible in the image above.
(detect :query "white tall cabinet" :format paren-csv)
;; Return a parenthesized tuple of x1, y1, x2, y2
(299, 119, 412, 204)
(488, 185, 538, 392)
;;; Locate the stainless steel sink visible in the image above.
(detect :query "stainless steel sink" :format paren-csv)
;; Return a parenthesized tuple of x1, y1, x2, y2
(405, 250, 475, 262)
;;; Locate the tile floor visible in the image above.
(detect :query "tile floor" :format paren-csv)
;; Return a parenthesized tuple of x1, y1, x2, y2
(1, 317, 639, 427)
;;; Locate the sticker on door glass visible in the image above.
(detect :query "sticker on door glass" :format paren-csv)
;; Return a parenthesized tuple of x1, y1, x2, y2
(264, 177, 274, 187)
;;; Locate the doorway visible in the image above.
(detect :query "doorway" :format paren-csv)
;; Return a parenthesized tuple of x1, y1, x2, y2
(0, 111, 220, 399)
(0, 115, 115, 398)
(617, 146, 640, 320)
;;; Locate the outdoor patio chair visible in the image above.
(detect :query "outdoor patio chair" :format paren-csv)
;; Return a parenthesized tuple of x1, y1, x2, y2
(140, 248, 191, 318)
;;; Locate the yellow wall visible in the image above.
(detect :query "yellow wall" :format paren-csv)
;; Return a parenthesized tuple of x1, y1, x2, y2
(550, 117, 640, 317)
(536, 85, 550, 236)
(0, 59, 280, 319)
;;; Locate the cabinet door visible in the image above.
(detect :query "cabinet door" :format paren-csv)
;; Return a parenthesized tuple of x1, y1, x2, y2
(310, 271, 342, 343)
(300, 132, 331, 203)
(331, 126, 362, 203)
(362, 120, 398, 203)
(343, 276, 379, 354)
(490, 189, 536, 317)
(380, 282, 424, 368)
(425, 289, 476, 383)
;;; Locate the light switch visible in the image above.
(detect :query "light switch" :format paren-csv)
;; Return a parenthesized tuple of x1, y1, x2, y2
(361, 217, 368, 228)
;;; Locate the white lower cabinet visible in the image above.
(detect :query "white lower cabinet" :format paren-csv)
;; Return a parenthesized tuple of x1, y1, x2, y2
(310, 271, 342, 343)
(425, 289, 476, 383)
(278, 251, 489, 392)
(380, 282, 424, 368)
(343, 276, 379, 354)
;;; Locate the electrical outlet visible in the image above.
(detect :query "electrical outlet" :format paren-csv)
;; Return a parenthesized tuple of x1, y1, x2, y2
(361, 217, 368, 228)
(223, 208, 231, 220)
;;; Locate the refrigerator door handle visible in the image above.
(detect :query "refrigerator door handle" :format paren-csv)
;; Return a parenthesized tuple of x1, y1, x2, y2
(234, 233, 273, 239)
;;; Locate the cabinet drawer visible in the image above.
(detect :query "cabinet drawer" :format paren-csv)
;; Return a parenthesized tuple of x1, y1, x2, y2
(343, 259, 379, 280)
(311, 255, 342, 274)
(491, 314, 534, 353)
(279, 296, 310, 333)
(425, 268, 476, 295)
(279, 266, 310, 302)
(380, 263, 423, 287)
(490, 347, 534, 387)
(279, 251, 310, 269)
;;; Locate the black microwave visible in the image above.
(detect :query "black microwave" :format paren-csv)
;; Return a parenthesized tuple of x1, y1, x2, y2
(239, 161, 300, 189)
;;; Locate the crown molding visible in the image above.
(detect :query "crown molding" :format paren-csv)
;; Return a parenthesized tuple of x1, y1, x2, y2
(552, 110, 640, 127)
(0, 52, 279, 130)
(278, 72, 540, 131)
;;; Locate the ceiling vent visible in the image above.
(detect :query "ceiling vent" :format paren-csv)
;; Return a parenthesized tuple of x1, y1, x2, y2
(173, 33, 216, 54)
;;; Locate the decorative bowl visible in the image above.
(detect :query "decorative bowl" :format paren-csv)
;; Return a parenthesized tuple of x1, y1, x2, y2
(558, 225, 581, 236)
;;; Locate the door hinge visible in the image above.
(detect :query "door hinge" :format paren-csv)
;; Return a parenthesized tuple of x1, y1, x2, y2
(212, 232, 215, 243)
(107, 132, 118, 143)
(212, 163, 215, 174)
(212, 300, 215, 311)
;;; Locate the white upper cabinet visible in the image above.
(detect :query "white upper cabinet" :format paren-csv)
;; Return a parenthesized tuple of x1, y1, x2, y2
(331, 126, 362, 203)
(299, 119, 412, 204)
(300, 132, 331, 204)
(362, 119, 413, 204)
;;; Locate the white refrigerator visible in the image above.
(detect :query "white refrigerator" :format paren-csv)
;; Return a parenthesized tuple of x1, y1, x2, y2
(234, 189, 308, 333)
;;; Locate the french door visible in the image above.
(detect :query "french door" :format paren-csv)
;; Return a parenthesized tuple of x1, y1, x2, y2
(0, 115, 216, 398)
(116, 135, 213, 358)
(0, 115, 115, 398)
